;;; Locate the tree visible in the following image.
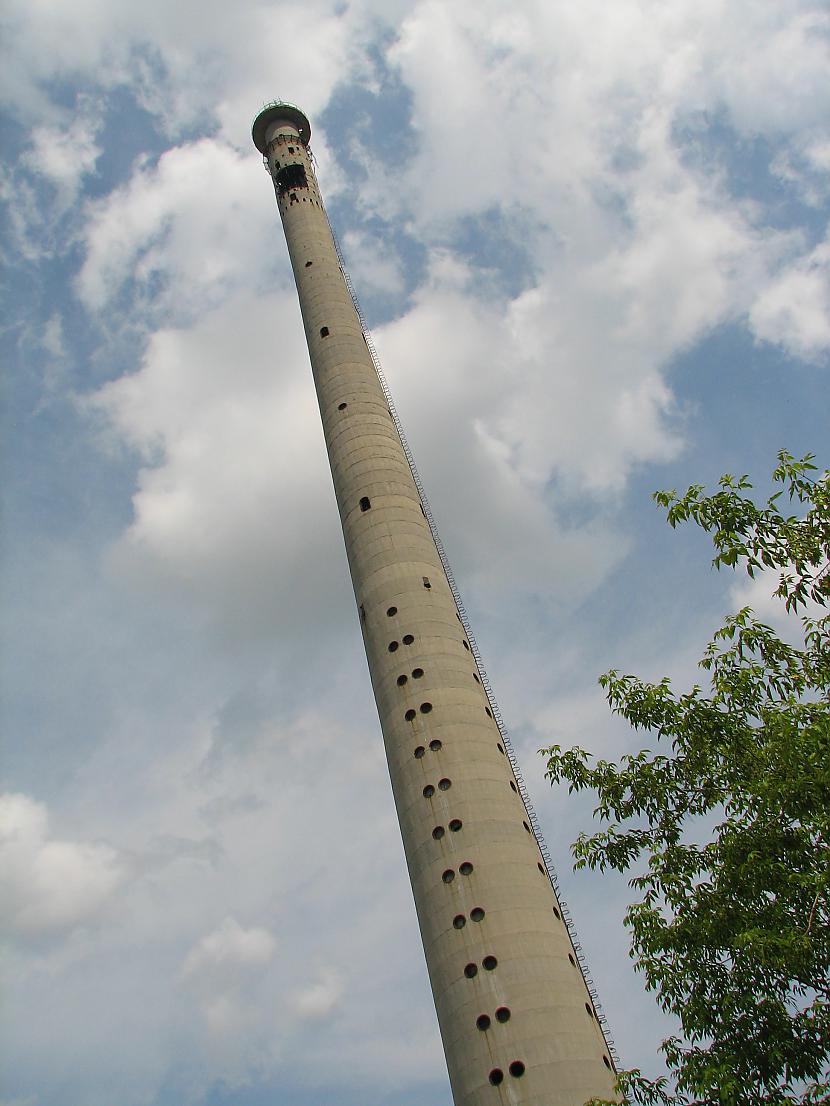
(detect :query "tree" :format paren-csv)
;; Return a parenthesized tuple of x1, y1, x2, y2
(543, 451, 830, 1105)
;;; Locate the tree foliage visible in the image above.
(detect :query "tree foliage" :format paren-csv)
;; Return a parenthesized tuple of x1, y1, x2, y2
(543, 451, 830, 1105)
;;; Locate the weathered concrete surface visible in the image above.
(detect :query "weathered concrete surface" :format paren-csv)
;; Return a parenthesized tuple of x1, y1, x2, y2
(253, 102, 617, 1106)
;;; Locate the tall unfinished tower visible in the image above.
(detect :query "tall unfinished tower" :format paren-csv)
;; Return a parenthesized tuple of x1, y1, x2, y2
(252, 101, 617, 1105)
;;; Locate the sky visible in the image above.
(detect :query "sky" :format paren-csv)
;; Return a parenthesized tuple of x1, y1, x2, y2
(1, 2, 828, 1104)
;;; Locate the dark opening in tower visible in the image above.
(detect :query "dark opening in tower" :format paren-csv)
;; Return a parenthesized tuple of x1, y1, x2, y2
(276, 163, 308, 196)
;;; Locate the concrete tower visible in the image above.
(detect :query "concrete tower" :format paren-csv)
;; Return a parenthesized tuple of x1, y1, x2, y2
(252, 101, 617, 1106)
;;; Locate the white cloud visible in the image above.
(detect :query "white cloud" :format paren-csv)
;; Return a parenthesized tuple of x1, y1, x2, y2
(20, 97, 102, 203)
(294, 967, 344, 1020)
(341, 227, 406, 299)
(771, 142, 830, 209)
(40, 315, 65, 359)
(363, 1, 820, 505)
(88, 292, 350, 641)
(749, 229, 830, 361)
(0, 0, 359, 142)
(0, 793, 124, 939)
(385, 0, 829, 222)
(76, 137, 276, 317)
(368, 262, 628, 613)
(806, 141, 830, 174)
(703, 4, 830, 137)
(65, 0, 826, 535)
(0, 169, 49, 261)
(1, 697, 442, 1101)
(375, 250, 678, 506)
(181, 916, 275, 980)
(178, 917, 279, 1076)
(592, 129, 766, 352)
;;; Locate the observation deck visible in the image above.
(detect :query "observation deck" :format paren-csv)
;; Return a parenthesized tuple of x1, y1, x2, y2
(252, 101, 311, 152)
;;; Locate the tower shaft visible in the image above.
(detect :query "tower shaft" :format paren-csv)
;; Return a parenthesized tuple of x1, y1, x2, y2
(253, 102, 616, 1105)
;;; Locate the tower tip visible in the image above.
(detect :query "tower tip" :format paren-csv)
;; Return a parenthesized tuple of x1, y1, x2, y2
(252, 101, 311, 153)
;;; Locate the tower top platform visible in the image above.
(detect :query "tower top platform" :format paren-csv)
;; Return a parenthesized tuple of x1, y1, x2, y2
(251, 101, 311, 152)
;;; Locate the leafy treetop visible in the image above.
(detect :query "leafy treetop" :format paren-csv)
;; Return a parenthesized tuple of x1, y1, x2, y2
(543, 451, 829, 1106)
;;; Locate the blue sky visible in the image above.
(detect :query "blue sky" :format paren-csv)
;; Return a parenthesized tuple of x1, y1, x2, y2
(1, 2, 828, 1104)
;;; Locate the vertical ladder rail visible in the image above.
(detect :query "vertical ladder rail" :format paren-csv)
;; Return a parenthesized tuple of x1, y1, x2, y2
(324, 214, 620, 1068)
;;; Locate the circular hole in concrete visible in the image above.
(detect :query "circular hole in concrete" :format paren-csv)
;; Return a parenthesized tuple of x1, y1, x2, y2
(405, 709, 416, 721)
(403, 634, 414, 645)
(470, 907, 485, 922)
(459, 861, 474, 875)
(397, 674, 408, 686)
(476, 1014, 491, 1031)
(429, 739, 442, 751)
(495, 1007, 511, 1023)
(388, 641, 399, 652)
(387, 606, 397, 617)
(453, 914, 466, 929)
(412, 667, 424, 678)
(432, 825, 445, 839)
(509, 1061, 525, 1078)
(464, 963, 478, 978)
(337, 401, 347, 410)
(449, 819, 463, 832)
(489, 1069, 504, 1086)
(414, 746, 425, 758)
(423, 784, 435, 798)
(482, 956, 497, 971)
(442, 869, 455, 883)
(438, 778, 451, 791)
(420, 702, 432, 713)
